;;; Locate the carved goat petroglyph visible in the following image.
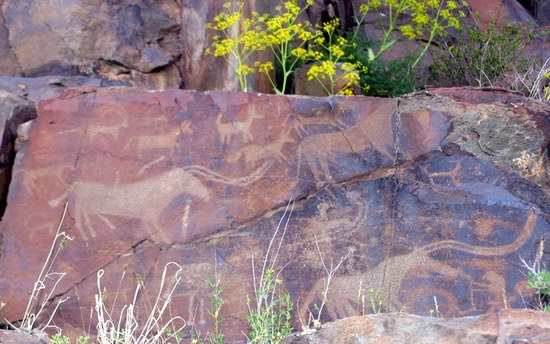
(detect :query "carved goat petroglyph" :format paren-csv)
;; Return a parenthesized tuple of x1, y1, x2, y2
(215, 103, 261, 145)
(301, 211, 537, 319)
(48, 161, 273, 241)
(56, 103, 129, 142)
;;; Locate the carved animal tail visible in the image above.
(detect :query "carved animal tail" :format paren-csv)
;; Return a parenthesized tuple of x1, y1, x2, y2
(183, 160, 273, 186)
(420, 210, 537, 257)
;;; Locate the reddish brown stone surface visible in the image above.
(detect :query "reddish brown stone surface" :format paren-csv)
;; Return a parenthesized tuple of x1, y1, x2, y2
(283, 310, 550, 344)
(0, 329, 49, 344)
(0, 88, 548, 341)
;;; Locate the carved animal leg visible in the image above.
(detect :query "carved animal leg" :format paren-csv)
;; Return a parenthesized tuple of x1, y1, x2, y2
(96, 213, 116, 230)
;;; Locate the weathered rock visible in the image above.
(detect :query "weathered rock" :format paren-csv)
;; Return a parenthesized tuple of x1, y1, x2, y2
(536, 2, 550, 25)
(466, 0, 537, 29)
(0, 0, 182, 89)
(0, 90, 36, 217)
(0, 88, 548, 341)
(0, 76, 128, 103)
(0, 329, 49, 344)
(283, 310, 550, 344)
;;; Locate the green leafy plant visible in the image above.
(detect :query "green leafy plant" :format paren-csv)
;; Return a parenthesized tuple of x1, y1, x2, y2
(342, 0, 466, 95)
(205, 273, 226, 344)
(351, 35, 417, 97)
(431, 19, 533, 88)
(521, 239, 550, 313)
(50, 333, 71, 344)
(527, 269, 550, 312)
(50, 333, 90, 344)
(246, 202, 295, 343)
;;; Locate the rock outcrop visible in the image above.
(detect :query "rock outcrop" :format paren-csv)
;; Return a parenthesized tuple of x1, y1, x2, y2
(283, 310, 550, 344)
(0, 0, 543, 93)
(0, 87, 548, 341)
(0, 90, 36, 216)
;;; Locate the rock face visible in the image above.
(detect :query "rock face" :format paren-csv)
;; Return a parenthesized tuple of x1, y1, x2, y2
(283, 310, 550, 344)
(0, 0, 182, 89)
(0, 0, 543, 93)
(0, 90, 36, 216)
(0, 87, 548, 341)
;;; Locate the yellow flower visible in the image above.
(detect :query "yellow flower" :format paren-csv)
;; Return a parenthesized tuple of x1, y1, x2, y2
(399, 24, 416, 39)
(258, 62, 274, 73)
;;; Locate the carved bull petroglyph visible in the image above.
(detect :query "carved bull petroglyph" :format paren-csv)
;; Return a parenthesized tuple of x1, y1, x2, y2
(48, 161, 273, 241)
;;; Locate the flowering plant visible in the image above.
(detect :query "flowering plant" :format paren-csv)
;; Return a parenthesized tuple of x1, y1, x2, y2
(207, 0, 467, 96)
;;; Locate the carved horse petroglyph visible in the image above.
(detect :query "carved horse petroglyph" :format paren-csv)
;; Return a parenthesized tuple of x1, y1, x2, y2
(48, 162, 272, 241)
(301, 211, 537, 319)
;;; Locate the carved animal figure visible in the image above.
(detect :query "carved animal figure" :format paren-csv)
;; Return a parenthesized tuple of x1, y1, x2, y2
(301, 211, 536, 319)
(215, 104, 261, 145)
(226, 127, 296, 164)
(49, 162, 272, 241)
(296, 101, 396, 185)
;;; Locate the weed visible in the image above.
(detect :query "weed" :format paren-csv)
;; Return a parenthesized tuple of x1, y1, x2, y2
(521, 238, 550, 312)
(208, 0, 465, 95)
(428, 296, 441, 318)
(367, 288, 384, 314)
(300, 236, 349, 330)
(94, 262, 186, 344)
(18, 203, 73, 333)
(246, 201, 295, 343)
(507, 57, 550, 102)
(350, 35, 417, 96)
(305, 19, 365, 95)
(527, 269, 550, 312)
(205, 273, 225, 344)
(431, 18, 534, 88)
(50, 333, 89, 344)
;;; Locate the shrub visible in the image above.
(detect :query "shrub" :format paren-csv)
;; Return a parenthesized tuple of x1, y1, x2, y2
(430, 19, 534, 88)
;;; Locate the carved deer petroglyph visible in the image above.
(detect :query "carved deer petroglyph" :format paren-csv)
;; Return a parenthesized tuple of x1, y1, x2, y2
(301, 210, 537, 319)
(48, 161, 273, 241)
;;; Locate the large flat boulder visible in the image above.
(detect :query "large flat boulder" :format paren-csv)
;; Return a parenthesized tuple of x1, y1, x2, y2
(0, 88, 548, 341)
(283, 310, 550, 344)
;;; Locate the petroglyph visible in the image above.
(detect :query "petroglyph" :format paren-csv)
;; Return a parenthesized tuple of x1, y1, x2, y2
(16, 165, 71, 196)
(86, 103, 129, 141)
(55, 103, 129, 142)
(301, 211, 537, 319)
(215, 103, 261, 145)
(296, 102, 396, 184)
(48, 161, 273, 241)
(226, 127, 296, 165)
